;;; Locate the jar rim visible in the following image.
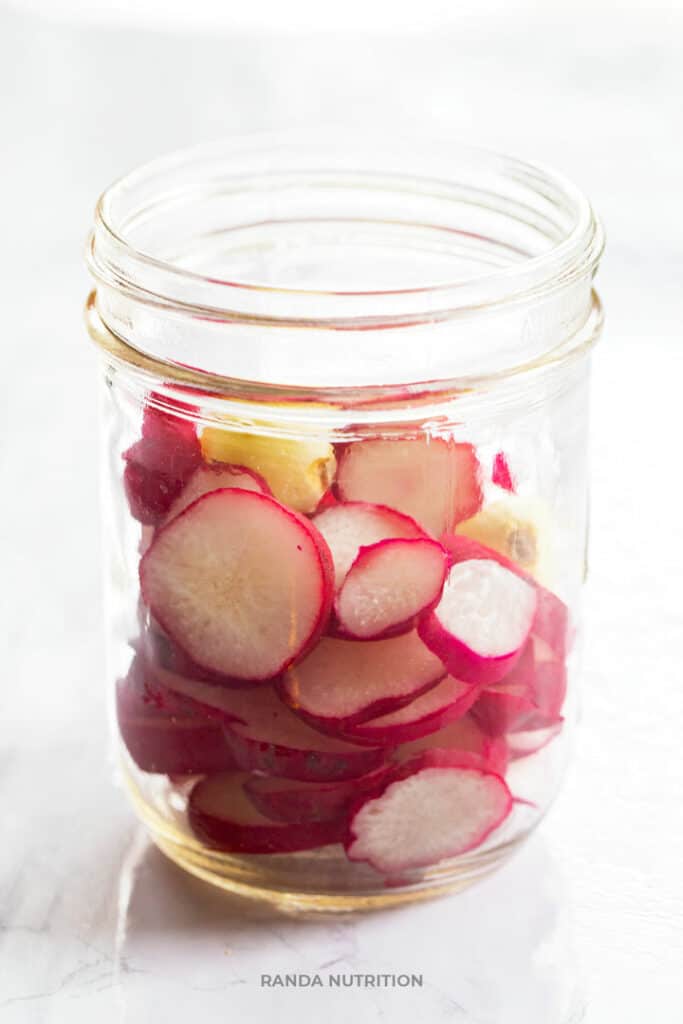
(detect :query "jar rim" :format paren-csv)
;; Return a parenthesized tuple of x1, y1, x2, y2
(87, 135, 603, 325)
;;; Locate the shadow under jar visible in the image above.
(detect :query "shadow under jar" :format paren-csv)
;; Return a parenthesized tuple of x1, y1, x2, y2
(85, 138, 604, 911)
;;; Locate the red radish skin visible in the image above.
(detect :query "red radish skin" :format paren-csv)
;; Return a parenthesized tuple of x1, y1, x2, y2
(243, 771, 388, 825)
(116, 657, 237, 775)
(123, 403, 202, 526)
(334, 537, 449, 640)
(440, 534, 570, 659)
(340, 675, 480, 746)
(393, 714, 508, 775)
(419, 559, 537, 686)
(336, 438, 482, 537)
(312, 501, 427, 590)
(312, 488, 338, 515)
(154, 664, 389, 782)
(492, 451, 516, 492)
(280, 631, 446, 731)
(161, 463, 270, 524)
(140, 489, 334, 682)
(188, 773, 345, 853)
(345, 751, 513, 873)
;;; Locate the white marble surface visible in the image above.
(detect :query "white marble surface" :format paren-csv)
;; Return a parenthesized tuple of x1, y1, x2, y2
(1, 4, 682, 1021)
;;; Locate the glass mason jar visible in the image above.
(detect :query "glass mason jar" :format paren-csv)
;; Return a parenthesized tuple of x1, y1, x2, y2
(85, 138, 603, 910)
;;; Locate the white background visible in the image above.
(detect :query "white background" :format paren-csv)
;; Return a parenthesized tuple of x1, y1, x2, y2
(1, 1, 682, 1021)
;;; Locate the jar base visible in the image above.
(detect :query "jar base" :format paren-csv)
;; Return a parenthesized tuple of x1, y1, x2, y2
(123, 768, 530, 913)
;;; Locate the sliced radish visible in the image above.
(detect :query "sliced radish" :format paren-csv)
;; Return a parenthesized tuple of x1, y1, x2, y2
(419, 559, 537, 686)
(471, 635, 567, 736)
(116, 657, 236, 775)
(243, 771, 387, 825)
(334, 537, 448, 640)
(394, 714, 508, 775)
(506, 719, 563, 760)
(469, 683, 538, 737)
(123, 402, 202, 526)
(345, 751, 512, 873)
(188, 772, 345, 853)
(162, 463, 269, 524)
(341, 675, 479, 746)
(441, 533, 570, 659)
(280, 631, 446, 730)
(143, 621, 264, 689)
(154, 664, 389, 782)
(336, 438, 482, 537)
(140, 489, 334, 682)
(312, 501, 426, 590)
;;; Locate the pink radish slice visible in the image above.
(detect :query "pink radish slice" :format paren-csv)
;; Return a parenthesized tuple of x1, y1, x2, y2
(419, 559, 537, 686)
(441, 534, 570, 659)
(472, 636, 567, 736)
(312, 501, 426, 590)
(155, 664, 389, 782)
(340, 675, 479, 746)
(334, 537, 449, 640)
(470, 685, 538, 737)
(116, 658, 236, 775)
(243, 770, 387, 825)
(336, 438, 482, 537)
(123, 402, 202, 526)
(280, 631, 446, 730)
(506, 719, 563, 760)
(503, 635, 567, 720)
(394, 714, 508, 775)
(188, 772, 345, 853)
(161, 463, 269, 524)
(140, 489, 334, 682)
(345, 751, 512, 873)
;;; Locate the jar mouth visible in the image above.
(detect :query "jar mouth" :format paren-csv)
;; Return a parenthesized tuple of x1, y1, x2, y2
(88, 135, 603, 325)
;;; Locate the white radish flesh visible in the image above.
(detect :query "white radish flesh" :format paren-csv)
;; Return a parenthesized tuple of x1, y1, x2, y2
(345, 751, 512, 873)
(419, 559, 537, 685)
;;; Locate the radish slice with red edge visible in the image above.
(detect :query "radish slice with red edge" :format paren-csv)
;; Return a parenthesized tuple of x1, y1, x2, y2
(161, 463, 270, 524)
(418, 558, 537, 685)
(334, 537, 449, 640)
(188, 772, 345, 853)
(280, 631, 446, 730)
(116, 656, 237, 775)
(336, 438, 482, 537)
(312, 500, 426, 590)
(123, 403, 202, 526)
(344, 751, 512, 873)
(150, 664, 389, 782)
(140, 488, 334, 682)
(340, 674, 479, 746)
(394, 713, 509, 775)
(471, 635, 567, 736)
(243, 770, 387, 825)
